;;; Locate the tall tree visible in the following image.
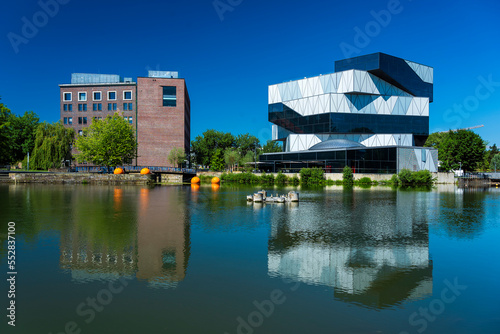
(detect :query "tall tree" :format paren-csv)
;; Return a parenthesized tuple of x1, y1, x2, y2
(235, 133, 260, 157)
(210, 148, 225, 171)
(491, 153, 500, 172)
(167, 147, 186, 167)
(0, 98, 13, 164)
(262, 140, 282, 153)
(9, 110, 40, 162)
(439, 130, 486, 172)
(191, 129, 235, 167)
(424, 132, 447, 150)
(75, 114, 137, 169)
(31, 122, 75, 170)
(224, 148, 239, 171)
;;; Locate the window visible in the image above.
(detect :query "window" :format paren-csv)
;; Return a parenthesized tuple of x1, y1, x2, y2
(98, 103, 102, 111)
(64, 104, 68, 111)
(128, 116, 133, 124)
(93, 103, 102, 111)
(78, 130, 83, 136)
(64, 117, 68, 124)
(113, 103, 117, 111)
(78, 104, 82, 111)
(93, 91, 101, 101)
(108, 91, 116, 100)
(93, 103, 97, 111)
(63, 92, 72, 101)
(123, 91, 132, 100)
(78, 117, 82, 124)
(68, 117, 73, 125)
(83, 117, 87, 125)
(83, 104, 87, 111)
(162, 86, 177, 107)
(108, 103, 112, 111)
(78, 92, 87, 101)
(123, 103, 128, 111)
(68, 104, 72, 112)
(128, 103, 133, 110)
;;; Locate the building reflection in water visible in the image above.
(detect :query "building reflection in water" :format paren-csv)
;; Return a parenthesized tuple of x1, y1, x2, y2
(268, 190, 433, 309)
(59, 186, 190, 289)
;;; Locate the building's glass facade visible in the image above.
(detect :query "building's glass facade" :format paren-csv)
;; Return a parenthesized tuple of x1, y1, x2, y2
(260, 147, 397, 174)
(260, 53, 438, 173)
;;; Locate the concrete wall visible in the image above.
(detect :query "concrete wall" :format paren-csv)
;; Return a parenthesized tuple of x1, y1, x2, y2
(436, 172, 455, 184)
(8, 173, 154, 185)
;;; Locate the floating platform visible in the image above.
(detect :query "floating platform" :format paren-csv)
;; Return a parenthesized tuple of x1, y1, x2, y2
(247, 190, 299, 203)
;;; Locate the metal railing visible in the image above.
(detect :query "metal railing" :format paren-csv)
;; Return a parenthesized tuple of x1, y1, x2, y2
(72, 166, 196, 174)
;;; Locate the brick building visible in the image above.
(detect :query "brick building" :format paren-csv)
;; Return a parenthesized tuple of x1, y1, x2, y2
(59, 71, 190, 167)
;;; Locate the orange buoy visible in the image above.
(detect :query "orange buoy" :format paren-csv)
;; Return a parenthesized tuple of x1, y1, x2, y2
(211, 177, 220, 184)
(140, 168, 150, 175)
(114, 168, 124, 174)
(191, 176, 200, 184)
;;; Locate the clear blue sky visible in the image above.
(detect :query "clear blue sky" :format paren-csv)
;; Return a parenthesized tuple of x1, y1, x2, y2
(1, 0, 499, 147)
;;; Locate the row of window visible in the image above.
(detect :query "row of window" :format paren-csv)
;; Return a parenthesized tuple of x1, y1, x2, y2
(63, 116, 133, 125)
(63, 91, 133, 102)
(63, 103, 134, 112)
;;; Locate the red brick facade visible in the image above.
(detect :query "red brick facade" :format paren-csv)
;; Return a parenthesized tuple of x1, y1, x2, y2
(60, 76, 190, 167)
(136, 77, 190, 167)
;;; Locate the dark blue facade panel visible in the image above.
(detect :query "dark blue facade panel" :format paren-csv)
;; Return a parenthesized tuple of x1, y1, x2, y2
(334, 53, 433, 102)
(269, 103, 429, 136)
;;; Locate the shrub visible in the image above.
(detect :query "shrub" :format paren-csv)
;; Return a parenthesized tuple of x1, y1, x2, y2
(290, 175, 300, 185)
(389, 174, 399, 186)
(358, 177, 372, 184)
(342, 166, 354, 185)
(275, 172, 288, 184)
(398, 169, 413, 185)
(260, 171, 275, 184)
(413, 170, 433, 184)
(299, 168, 312, 184)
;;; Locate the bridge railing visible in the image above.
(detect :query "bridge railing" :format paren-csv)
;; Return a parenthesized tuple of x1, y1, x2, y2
(72, 166, 196, 174)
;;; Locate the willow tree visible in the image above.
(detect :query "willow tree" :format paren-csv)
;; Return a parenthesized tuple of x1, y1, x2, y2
(31, 122, 75, 170)
(75, 113, 137, 169)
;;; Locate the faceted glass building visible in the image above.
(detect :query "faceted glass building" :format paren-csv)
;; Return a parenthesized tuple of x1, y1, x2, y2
(260, 53, 438, 173)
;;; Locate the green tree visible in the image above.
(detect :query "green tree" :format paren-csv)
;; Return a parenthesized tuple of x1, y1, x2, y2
(439, 130, 486, 172)
(9, 110, 40, 162)
(490, 153, 500, 172)
(235, 133, 260, 157)
(224, 148, 239, 171)
(210, 148, 225, 171)
(0, 99, 13, 164)
(485, 144, 499, 170)
(240, 151, 255, 171)
(262, 140, 282, 153)
(168, 147, 186, 167)
(74, 113, 137, 169)
(191, 129, 235, 167)
(424, 132, 447, 150)
(31, 122, 75, 170)
(342, 166, 354, 185)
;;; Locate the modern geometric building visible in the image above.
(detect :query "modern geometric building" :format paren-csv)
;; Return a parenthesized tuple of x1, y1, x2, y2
(59, 71, 190, 167)
(259, 53, 438, 173)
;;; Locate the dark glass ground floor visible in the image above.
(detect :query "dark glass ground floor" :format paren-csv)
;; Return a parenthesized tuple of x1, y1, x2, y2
(259, 147, 397, 173)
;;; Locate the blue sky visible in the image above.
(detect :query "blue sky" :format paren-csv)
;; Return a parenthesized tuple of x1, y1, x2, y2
(1, 0, 499, 147)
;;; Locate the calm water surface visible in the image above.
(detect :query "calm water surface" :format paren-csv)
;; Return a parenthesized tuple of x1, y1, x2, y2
(0, 184, 499, 334)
